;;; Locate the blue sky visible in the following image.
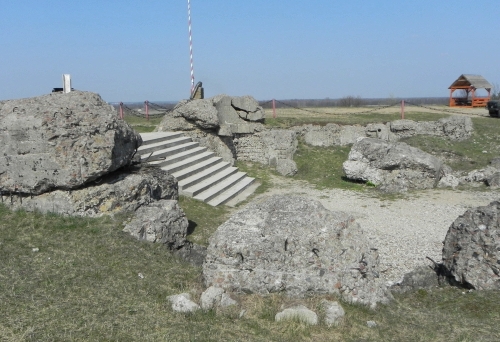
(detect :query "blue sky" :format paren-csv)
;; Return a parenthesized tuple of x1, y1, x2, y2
(1, 0, 499, 102)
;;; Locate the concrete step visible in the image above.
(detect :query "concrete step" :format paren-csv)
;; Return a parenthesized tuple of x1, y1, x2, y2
(158, 151, 216, 174)
(193, 172, 248, 203)
(171, 157, 224, 181)
(141, 143, 204, 164)
(137, 136, 193, 156)
(140, 132, 184, 146)
(178, 162, 232, 190)
(207, 177, 256, 207)
(181, 167, 239, 197)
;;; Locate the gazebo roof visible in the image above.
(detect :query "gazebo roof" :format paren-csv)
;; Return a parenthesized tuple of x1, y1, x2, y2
(449, 74, 493, 90)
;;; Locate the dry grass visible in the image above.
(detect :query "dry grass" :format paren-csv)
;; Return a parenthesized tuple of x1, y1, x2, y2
(2, 105, 500, 341)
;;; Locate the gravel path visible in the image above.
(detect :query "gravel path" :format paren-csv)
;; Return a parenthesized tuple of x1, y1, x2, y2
(251, 178, 500, 283)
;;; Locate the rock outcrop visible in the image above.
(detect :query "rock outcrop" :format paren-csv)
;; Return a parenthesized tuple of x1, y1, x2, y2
(442, 201, 500, 290)
(156, 95, 298, 176)
(123, 199, 188, 250)
(343, 138, 444, 192)
(0, 91, 141, 195)
(6, 166, 177, 217)
(293, 115, 473, 147)
(203, 195, 392, 308)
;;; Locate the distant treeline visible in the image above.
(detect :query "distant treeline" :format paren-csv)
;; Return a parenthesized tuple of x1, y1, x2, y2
(113, 96, 451, 110)
(259, 96, 450, 109)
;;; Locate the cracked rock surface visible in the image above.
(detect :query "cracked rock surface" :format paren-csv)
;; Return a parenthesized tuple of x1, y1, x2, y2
(203, 195, 392, 307)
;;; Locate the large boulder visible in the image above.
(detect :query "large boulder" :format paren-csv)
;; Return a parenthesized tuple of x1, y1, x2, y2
(6, 166, 178, 217)
(0, 91, 141, 195)
(203, 195, 392, 308)
(442, 201, 500, 290)
(343, 138, 444, 192)
(123, 199, 188, 250)
(172, 99, 219, 130)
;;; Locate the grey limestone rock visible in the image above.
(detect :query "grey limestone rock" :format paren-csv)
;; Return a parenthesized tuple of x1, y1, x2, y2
(275, 158, 298, 176)
(231, 96, 265, 122)
(203, 195, 392, 307)
(390, 266, 440, 294)
(0, 91, 141, 195)
(7, 166, 178, 217)
(442, 201, 500, 290)
(343, 138, 444, 192)
(167, 293, 200, 313)
(321, 300, 345, 327)
(275, 305, 318, 325)
(234, 129, 297, 175)
(172, 99, 219, 129)
(200, 286, 237, 310)
(123, 199, 188, 250)
(486, 172, 500, 189)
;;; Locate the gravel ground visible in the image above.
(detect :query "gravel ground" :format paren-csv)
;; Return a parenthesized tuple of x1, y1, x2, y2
(251, 177, 500, 284)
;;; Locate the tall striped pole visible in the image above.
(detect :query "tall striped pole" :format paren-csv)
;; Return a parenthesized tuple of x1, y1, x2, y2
(187, 0, 195, 95)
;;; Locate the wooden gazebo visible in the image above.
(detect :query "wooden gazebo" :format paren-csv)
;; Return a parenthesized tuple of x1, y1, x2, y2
(449, 74, 492, 107)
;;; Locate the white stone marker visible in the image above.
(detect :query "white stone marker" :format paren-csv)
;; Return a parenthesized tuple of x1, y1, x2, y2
(63, 74, 71, 93)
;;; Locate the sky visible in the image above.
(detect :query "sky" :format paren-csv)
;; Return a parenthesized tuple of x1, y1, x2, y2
(1, 0, 499, 102)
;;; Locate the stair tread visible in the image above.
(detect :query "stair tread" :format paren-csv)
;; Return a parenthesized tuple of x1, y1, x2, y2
(158, 151, 215, 172)
(181, 167, 238, 195)
(207, 177, 255, 206)
(193, 172, 248, 201)
(140, 142, 200, 160)
(171, 157, 223, 180)
(140, 132, 183, 144)
(137, 136, 192, 153)
(178, 163, 233, 188)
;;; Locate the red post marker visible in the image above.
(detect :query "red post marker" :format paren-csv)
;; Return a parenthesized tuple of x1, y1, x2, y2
(272, 99, 276, 118)
(401, 100, 405, 119)
(145, 100, 149, 121)
(119, 102, 124, 119)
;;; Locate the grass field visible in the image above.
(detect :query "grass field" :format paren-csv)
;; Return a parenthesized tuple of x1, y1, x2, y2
(2, 205, 500, 341)
(1, 106, 499, 341)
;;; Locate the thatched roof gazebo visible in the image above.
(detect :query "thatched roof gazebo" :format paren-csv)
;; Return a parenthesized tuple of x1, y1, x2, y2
(449, 74, 492, 107)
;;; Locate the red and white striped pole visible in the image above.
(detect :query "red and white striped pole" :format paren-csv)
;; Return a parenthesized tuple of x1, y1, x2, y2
(187, 0, 195, 95)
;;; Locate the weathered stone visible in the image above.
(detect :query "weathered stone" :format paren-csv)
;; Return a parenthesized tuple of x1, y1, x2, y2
(200, 286, 225, 310)
(234, 129, 297, 166)
(321, 300, 345, 327)
(167, 293, 200, 313)
(214, 95, 245, 126)
(123, 200, 188, 250)
(275, 305, 318, 325)
(182, 128, 236, 165)
(203, 195, 392, 307)
(486, 172, 500, 189)
(172, 241, 208, 266)
(439, 115, 473, 141)
(200, 286, 237, 310)
(172, 99, 219, 129)
(390, 266, 440, 294)
(231, 96, 266, 122)
(7, 166, 178, 217)
(343, 138, 444, 192)
(0, 91, 141, 195)
(275, 159, 298, 176)
(442, 201, 500, 290)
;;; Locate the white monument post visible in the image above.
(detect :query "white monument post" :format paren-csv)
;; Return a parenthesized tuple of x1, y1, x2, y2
(62, 74, 71, 93)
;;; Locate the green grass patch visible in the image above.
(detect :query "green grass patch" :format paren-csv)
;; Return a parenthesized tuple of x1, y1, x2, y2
(403, 117, 500, 172)
(123, 115, 163, 133)
(293, 139, 366, 190)
(178, 196, 233, 247)
(2, 205, 500, 341)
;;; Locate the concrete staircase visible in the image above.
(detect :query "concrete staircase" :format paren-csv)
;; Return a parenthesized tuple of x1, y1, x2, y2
(138, 132, 257, 206)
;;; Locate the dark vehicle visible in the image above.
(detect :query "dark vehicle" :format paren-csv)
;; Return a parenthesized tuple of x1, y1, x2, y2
(487, 100, 500, 117)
